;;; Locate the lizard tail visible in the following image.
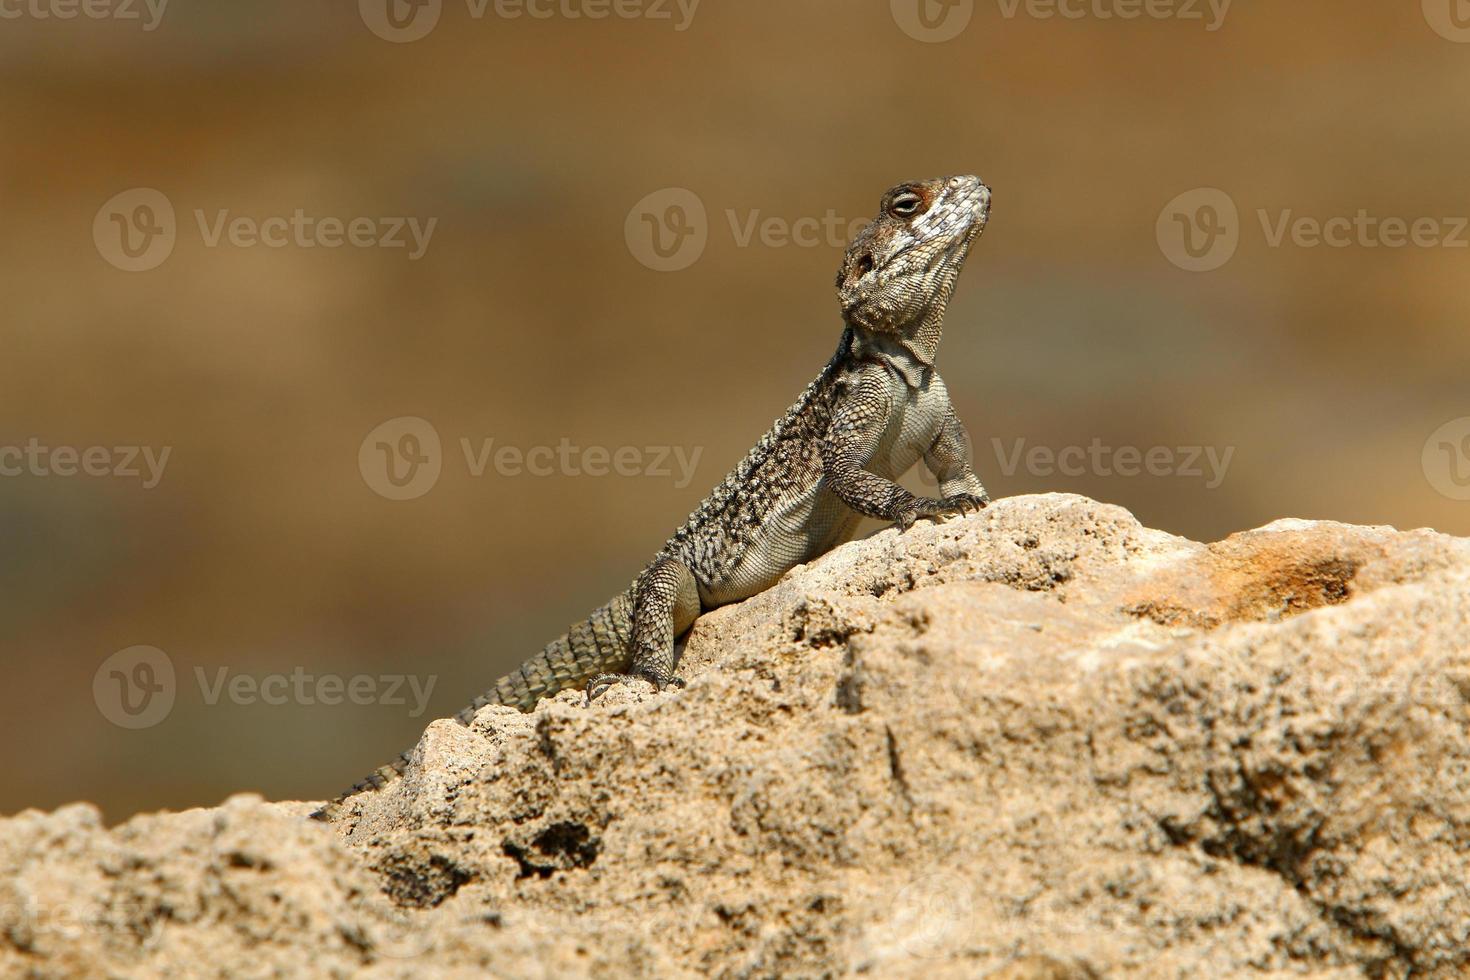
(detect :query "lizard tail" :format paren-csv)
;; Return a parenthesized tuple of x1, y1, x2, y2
(309, 590, 635, 822)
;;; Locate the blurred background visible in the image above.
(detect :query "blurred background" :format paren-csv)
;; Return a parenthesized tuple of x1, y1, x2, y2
(2, 0, 1467, 820)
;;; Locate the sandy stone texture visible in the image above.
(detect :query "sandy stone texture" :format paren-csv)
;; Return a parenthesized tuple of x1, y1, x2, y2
(4, 494, 1468, 978)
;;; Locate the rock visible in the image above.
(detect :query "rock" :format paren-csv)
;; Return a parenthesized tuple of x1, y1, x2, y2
(4, 494, 1468, 978)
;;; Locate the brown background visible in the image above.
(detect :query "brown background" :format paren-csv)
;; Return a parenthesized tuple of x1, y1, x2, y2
(2, 0, 1467, 820)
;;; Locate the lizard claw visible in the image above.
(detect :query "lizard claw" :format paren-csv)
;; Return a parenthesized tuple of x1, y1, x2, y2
(585, 670, 681, 705)
(585, 673, 628, 704)
(894, 498, 943, 531)
(894, 493, 989, 531)
(940, 492, 989, 515)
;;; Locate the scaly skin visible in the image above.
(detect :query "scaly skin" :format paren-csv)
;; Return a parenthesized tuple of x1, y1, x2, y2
(312, 175, 993, 822)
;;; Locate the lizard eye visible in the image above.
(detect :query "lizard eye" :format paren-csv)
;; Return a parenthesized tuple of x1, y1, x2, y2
(889, 192, 923, 218)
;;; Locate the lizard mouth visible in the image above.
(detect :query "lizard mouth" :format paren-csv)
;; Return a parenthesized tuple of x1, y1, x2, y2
(963, 197, 990, 245)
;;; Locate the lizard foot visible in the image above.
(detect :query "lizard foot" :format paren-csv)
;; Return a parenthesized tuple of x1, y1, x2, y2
(894, 493, 989, 532)
(585, 671, 683, 705)
(940, 492, 990, 514)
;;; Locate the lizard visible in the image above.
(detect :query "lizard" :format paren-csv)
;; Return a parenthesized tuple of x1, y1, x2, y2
(311, 174, 993, 822)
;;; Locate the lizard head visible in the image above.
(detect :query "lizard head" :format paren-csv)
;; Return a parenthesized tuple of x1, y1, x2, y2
(836, 175, 990, 336)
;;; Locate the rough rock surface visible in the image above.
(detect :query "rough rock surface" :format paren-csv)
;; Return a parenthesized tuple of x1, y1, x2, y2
(4, 495, 1469, 979)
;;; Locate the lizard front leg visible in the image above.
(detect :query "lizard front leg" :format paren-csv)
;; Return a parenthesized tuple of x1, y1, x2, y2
(923, 401, 990, 510)
(587, 556, 700, 703)
(822, 365, 985, 531)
